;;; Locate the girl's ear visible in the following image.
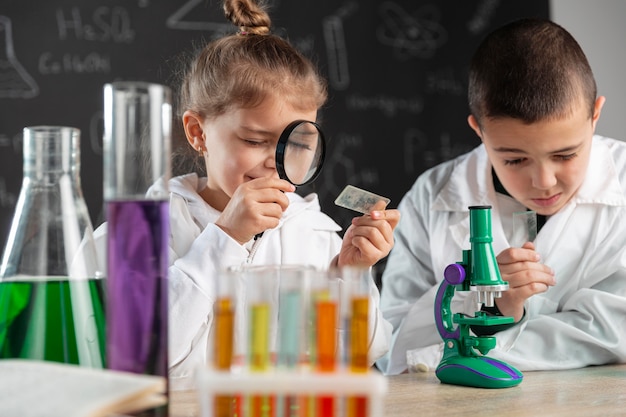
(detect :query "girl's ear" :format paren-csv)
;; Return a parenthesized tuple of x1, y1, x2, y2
(467, 115, 483, 141)
(182, 110, 205, 150)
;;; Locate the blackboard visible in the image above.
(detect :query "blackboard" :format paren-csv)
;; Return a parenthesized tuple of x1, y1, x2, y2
(0, 0, 549, 255)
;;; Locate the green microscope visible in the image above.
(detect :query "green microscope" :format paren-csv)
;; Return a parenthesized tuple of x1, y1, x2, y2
(434, 205, 523, 388)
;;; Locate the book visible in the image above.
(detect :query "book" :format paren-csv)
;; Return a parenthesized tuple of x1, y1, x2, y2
(0, 359, 166, 417)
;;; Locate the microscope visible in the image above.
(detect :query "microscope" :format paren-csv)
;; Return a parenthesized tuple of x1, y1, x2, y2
(434, 205, 523, 388)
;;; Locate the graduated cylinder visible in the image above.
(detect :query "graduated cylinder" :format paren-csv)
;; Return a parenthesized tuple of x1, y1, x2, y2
(102, 82, 171, 389)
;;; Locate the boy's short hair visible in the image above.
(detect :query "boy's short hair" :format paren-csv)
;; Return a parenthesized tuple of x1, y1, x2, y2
(468, 18, 597, 125)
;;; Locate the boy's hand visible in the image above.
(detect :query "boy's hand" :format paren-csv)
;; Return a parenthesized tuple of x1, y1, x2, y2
(495, 242, 556, 322)
(216, 177, 294, 244)
(337, 200, 400, 268)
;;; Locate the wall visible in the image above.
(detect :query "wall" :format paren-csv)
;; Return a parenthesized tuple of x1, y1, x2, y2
(550, 0, 626, 140)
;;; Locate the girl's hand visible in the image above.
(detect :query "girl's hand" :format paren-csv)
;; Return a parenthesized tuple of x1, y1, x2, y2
(216, 177, 294, 244)
(337, 200, 401, 268)
(495, 242, 556, 322)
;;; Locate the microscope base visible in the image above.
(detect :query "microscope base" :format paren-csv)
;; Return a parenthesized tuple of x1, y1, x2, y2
(436, 355, 523, 389)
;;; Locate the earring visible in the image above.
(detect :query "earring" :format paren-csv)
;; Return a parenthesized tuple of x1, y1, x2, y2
(193, 137, 204, 156)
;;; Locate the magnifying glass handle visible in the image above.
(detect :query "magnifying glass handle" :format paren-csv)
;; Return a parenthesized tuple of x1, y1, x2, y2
(253, 186, 287, 241)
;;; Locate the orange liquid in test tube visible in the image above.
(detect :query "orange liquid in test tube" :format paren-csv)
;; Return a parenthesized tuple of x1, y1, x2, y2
(316, 300, 337, 372)
(350, 296, 369, 372)
(316, 299, 337, 417)
(347, 296, 369, 417)
(214, 297, 235, 417)
(215, 298, 234, 369)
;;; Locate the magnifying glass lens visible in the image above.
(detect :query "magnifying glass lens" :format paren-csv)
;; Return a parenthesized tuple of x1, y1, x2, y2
(277, 120, 325, 186)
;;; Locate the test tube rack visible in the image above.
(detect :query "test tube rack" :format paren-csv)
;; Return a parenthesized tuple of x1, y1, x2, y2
(200, 265, 387, 417)
(195, 369, 387, 417)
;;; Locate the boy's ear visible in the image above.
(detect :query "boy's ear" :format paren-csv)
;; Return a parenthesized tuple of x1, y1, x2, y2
(467, 115, 483, 141)
(182, 110, 205, 149)
(592, 96, 606, 129)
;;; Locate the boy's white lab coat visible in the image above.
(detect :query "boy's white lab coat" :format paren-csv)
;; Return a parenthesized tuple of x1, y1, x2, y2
(377, 135, 626, 376)
(96, 173, 392, 389)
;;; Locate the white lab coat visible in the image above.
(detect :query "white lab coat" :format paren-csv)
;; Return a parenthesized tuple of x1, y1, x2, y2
(376, 135, 626, 376)
(96, 173, 392, 389)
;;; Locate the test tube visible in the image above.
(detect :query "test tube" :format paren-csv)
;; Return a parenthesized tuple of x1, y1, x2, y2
(343, 267, 371, 417)
(213, 267, 238, 417)
(311, 269, 340, 417)
(245, 266, 279, 417)
(277, 267, 308, 417)
(277, 267, 309, 369)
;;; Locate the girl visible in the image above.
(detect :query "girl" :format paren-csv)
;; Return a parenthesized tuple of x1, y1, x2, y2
(158, 0, 400, 389)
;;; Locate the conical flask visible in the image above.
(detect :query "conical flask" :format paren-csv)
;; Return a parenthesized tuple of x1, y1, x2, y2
(0, 126, 105, 368)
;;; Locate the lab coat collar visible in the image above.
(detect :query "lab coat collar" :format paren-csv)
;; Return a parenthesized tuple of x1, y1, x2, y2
(573, 136, 626, 206)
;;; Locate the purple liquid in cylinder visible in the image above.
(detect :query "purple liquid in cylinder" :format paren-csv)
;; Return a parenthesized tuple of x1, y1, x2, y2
(106, 200, 168, 378)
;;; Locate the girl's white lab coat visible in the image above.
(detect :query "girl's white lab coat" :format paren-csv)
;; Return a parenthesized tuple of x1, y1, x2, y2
(376, 135, 626, 376)
(95, 173, 392, 389)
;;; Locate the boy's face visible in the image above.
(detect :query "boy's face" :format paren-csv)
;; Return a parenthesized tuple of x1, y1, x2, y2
(469, 97, 604, 216)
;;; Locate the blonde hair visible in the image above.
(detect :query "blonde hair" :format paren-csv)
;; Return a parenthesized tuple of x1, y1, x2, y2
(179, 0, 327, 119)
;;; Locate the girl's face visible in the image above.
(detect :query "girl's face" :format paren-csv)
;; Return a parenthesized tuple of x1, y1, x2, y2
(199, 95, 317, 211)
(469, 97, 604, 216)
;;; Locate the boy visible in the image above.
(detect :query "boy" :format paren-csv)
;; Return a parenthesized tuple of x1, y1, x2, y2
(377, 18, 626, 375)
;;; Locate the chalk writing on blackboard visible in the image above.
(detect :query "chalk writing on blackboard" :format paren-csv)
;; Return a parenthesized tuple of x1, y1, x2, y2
(403, 129, 474, 174)
(321, 133, 381, 194)
(322, 1, 358, 91)
(425, 66, 465, 96)
(346, 94, 424, 118)
(467, 0, 500, 35)
(377, 2, 447, 60)
(0, 16, 39, 99)
(166, 0, 231, 33)
(37, 7, 139, 76)
(55, 7, 135, 42)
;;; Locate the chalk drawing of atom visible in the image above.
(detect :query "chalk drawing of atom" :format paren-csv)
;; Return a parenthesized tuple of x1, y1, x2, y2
(377, 2, 447, 60)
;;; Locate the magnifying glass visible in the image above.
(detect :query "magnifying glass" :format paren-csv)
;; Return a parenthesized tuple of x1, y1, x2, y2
(254, 120, 326, 241)
(276, 120, 326, 186)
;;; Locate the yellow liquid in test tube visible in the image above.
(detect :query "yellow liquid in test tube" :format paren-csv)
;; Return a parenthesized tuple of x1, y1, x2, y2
(249, 303, 273, 417)
(250, 303, 271, 371)
(214, 297, 235, 417)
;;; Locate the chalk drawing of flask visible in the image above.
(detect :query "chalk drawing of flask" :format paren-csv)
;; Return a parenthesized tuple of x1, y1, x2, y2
(0, 15, 38, 99)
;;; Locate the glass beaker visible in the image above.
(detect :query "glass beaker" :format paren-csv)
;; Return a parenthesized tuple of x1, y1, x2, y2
(103, 82, 171, 386)
(0, 126, 105, 368)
